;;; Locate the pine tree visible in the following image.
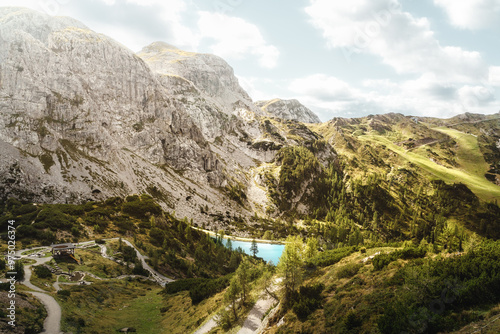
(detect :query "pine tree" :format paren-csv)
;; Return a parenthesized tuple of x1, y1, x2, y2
(236, 258, 250, 304)
(225, 276, 241, 319)
(277, 235, 304, 307)
(250, 239, 258, 258)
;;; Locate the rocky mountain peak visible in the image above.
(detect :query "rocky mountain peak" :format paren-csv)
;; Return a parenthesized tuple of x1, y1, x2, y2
(137, 42, 258, 115)
(256, 98, 321, 123)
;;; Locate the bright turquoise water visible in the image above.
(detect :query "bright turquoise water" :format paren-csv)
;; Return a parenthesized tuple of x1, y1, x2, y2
(220, 238, 285, 265)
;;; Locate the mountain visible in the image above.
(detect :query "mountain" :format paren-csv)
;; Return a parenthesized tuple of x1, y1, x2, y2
(1, 7, 499, 237)
(0, 7, 337, 235)
(2, 7, 500, 334)
(256, 98, 321, 123)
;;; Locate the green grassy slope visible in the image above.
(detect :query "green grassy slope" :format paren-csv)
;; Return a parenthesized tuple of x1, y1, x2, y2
(358, 133, 500, 201)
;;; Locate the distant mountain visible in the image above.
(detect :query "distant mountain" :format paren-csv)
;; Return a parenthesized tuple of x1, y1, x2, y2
(256, 98, 321, 123)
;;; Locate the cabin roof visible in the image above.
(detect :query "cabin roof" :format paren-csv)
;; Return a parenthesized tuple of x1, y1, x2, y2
(50, 243, 75, 250)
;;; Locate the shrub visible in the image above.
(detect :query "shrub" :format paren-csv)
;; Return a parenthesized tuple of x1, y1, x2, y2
(336, 263, 363, 279)
(344, 310, 362, 330)
(291, 283, 325, 321)
(306, 246, 357, 267)
(372, 253, 394, 271)
(33, 265, 52, 279)
(122, 197, 161, 218)
(57, 290, 71, 298)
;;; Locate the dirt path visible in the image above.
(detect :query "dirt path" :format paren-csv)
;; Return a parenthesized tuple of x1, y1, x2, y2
(193, 316, 219, 334)
(237, 279, 280, 334)
(28, 291, 62, 334)
(193, 279, 280, 334)
(122, 239, 174, 286)
(22, 257, 62, 333)
(237, 294, 277, 334)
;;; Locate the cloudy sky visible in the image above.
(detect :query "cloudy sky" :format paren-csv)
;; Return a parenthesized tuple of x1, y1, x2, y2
(2, 0, 500, 121)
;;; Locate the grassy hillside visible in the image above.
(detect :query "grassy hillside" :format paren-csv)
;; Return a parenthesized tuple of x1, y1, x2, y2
(266, 239, 500, 334)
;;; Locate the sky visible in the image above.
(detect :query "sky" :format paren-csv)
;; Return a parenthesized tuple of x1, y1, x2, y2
(2, 0, 500, 121)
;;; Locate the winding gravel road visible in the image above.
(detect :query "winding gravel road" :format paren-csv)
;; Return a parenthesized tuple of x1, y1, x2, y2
(14, 238, 174, 333)
(21, 255, 63, 334)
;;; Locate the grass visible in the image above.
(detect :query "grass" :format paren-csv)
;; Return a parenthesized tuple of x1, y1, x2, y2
(29, 269, 56, 292)
(161, 289, 229, 334)
(433, 127, 490, 176)
(57, 279, 163, 333)
(103, 287, 165, 333)
(358, 134, 500, 201)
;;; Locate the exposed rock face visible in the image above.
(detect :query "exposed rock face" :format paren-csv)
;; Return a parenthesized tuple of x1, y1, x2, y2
(137, 42, 263, 142)
(0, 8, 334, 229)
(0, 7, 228, 216)
(256, 98, 321, 123)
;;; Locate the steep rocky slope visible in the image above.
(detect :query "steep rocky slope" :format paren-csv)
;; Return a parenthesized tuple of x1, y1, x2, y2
(0, 7, 332, 232)
(0, 7, 252, 224)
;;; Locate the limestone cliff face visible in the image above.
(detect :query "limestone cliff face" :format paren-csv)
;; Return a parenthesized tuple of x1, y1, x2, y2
(137, 41, 263, 142)
(256, 98, 321, 123)
(0, 8, 332, 229)
(0, 7, 227, 215)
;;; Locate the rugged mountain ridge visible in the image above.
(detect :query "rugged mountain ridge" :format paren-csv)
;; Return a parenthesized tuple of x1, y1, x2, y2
(0, 7, 332, 231)
(256, 98, 321, 123)
(1, 7, 499, 239)
(0, 8, 244, 221)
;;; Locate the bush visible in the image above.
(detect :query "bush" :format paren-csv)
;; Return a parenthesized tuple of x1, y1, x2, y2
(291, 283, 325, 321)
(396, 247, 426, 260)
(307, 246, 357, 267)
(33, 265, 52, 279)
(344, 310, 362, 330)
(149, 227, 165, 246)
(57, 290, 71, 299)
(336, 263, 363, 279)
(189, 276, 231, 304)
(372, 253, 394, 271)
(122, 197, 161, 218)
(164, 275, 232, 304)
(373, 247, 426, 271)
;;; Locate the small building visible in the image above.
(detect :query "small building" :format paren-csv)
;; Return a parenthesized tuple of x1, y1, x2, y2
(51, 243, 75, 257)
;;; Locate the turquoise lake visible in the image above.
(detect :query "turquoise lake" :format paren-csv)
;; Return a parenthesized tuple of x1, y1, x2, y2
(220, 238, 285, 265)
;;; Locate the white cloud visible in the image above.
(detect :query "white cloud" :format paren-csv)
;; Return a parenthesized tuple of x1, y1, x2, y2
(237, 76, 275, 101)
(289, 73, 500, 118)
(489, 66, 500, 86)
(305, 0, 486, 80)
(197, 11, 279, 68)
(434, 0, 500, 30)
(1, 1, 279, 68)
(289, 74, 357, 102)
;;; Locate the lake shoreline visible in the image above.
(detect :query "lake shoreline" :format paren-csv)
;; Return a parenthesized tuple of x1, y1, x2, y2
(191, 227, 286, 245)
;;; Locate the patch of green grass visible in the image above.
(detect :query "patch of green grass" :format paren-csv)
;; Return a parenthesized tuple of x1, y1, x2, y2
(162, 290, 226, 334)
(433, 127, 490, 176)
(39, 152, 55, 173)
(55, 249, 125, 278)
(358, 134, 500, 201)
(58, 279, 162, 333)
(106, 287, 164, 333)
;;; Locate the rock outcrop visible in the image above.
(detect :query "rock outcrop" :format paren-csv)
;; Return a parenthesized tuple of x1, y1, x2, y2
(256, 98, 321, 123)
